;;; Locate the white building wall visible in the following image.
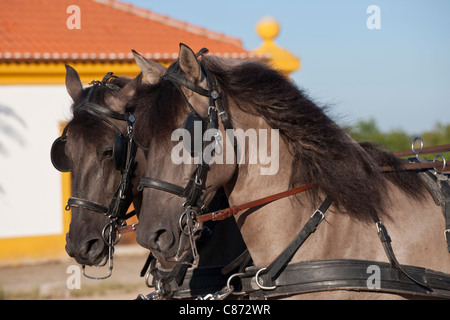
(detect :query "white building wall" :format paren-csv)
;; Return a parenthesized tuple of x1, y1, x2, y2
(0, 85, 72, 238)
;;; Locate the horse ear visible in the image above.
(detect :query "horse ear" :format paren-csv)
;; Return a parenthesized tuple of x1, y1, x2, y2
(106, 73, 143, 113)
(178, 43, 201, 82)
(132, 50, 167, 84)
(65, 64, 83, 101)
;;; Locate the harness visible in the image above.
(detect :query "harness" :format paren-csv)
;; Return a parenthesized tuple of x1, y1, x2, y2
(51, 73, 139, 279)
(135, 55, 450, 300)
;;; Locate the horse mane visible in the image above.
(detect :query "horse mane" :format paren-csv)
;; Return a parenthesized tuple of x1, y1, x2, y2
(68, 77, 132, 143)
(133, 56, 426, 220)
(133, 76, 184, 151)
(200, 56, 426, 220)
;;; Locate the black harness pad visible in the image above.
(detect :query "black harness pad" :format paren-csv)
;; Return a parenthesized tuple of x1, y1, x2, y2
(113, 134, 128, 171)
(50, 136, 73, 172)
(183, 113, 207, 158)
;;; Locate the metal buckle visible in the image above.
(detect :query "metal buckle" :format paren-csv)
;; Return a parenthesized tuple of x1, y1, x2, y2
(211, 210, 221, 221)
(311, 209, 325, 223)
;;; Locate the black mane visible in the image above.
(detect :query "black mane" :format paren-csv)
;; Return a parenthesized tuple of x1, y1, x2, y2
(134, 56, 425, 220)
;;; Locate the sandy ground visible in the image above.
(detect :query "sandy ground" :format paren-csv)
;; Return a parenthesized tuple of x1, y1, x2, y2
(0, 244, 156, 300)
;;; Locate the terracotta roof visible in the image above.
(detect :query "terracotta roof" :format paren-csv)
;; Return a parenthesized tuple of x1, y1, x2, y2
(0, 0, 253, 62)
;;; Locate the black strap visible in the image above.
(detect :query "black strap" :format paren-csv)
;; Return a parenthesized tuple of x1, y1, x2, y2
(375, 220, 432, 291)
(221, 249, 252, 275)
(240, 259, 450, 299)
(162, 72, 210, 97)
(66, 197, 108, 215)
(260, 197, 333, 286)
(138, 177, 186, 198)
(82, 102, 131, 122)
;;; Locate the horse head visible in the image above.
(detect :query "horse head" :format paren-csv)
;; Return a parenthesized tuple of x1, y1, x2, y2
(52, 65, 144, 270)
(134, 44, 238, 262)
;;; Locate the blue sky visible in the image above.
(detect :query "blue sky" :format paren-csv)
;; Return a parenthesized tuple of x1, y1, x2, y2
(129, 0, 450, 135)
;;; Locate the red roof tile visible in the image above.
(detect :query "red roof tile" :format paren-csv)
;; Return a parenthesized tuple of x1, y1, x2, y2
(0, 0, 252, 61)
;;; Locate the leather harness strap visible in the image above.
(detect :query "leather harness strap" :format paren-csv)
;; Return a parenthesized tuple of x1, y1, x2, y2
(393, 144, 450, 158)
(239, 259, 450, 299)
(196, 183, 317, 223)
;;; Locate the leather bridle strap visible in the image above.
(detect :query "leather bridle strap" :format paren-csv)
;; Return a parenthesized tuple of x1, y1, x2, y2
(138, 177, 186, 198)
(66, 197, 108, 215)
(196, 183, 317, 223)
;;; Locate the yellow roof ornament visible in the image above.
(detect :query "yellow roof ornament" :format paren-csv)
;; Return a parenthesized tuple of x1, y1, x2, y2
(253, 16, 301, 75)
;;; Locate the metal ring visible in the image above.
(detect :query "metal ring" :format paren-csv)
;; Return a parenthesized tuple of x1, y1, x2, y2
(102, 223, 121, 246)
(179, 208, 199, 236)
(179, 211, 188, 235)
(145, 268, 153, 288)
(411, 137, 424, 157)
(255, 267, 276, 290)
(433, 154, 447, 173)
(226, 272, 246, 296)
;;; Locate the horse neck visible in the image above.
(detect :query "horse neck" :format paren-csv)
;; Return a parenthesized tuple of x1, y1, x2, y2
(225, 106, 315, 266)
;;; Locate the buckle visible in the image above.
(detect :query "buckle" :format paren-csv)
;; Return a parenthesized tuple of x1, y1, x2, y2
(311, 209, 325, 223)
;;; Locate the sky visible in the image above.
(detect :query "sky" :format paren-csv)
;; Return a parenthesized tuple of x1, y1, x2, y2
(129, 0, 450, 135)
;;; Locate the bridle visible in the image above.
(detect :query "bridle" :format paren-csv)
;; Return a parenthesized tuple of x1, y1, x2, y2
(137, 50, 236, 266)
(51, 73, 139, 279)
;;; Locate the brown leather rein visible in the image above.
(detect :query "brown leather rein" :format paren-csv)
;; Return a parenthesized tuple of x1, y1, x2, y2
(119, 143, 450, 234)
(118, 183, 317, 233)
(196, 183, 317, 223)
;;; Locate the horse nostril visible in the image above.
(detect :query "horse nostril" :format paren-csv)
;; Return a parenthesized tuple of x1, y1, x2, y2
(150, 228, 174, 252)
(81, 238, 102, 256)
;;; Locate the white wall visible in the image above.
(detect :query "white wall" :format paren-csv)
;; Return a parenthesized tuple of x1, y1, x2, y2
(0, 85, 72, 238)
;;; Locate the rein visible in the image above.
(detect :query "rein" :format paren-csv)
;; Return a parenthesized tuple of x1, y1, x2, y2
(196, 183, 317, 223)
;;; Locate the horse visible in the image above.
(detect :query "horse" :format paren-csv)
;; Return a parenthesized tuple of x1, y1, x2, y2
(52, 63, 248, 293)
(133, 43, 450, 299)
(51, 65, 145, 278)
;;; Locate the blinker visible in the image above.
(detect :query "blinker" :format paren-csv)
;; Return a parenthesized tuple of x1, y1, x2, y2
(50, 136, 73, 172)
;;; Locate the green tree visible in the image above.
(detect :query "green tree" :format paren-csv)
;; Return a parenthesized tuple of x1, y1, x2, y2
(346, 119, 450, 161)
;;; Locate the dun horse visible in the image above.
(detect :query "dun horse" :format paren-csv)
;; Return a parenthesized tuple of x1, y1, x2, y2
(52, 64, 247, 288)
(133, 44, 450, 299)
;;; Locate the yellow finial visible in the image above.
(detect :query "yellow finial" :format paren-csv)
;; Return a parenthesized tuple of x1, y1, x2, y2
(253, 16, 300, 75)
(256, 16, 280, 42)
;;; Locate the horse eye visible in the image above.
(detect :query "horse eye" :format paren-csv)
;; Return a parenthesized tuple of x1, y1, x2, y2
(102, 148, 113, 159)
